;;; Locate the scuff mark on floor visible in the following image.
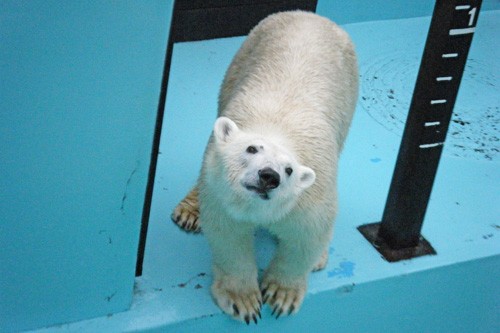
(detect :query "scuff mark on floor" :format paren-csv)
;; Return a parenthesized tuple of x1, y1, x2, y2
(359, 54, 498, 161)
(337, 283, 356, 294)
(173, 272, 207, 289)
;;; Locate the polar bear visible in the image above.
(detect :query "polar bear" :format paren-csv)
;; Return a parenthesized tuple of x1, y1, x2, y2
(172, 11, 358, 323)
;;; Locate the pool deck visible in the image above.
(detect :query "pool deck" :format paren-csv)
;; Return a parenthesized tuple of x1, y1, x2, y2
(31, 10, 499, 333)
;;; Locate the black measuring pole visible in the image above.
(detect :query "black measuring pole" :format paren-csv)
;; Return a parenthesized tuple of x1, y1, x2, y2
(359, 0, 482, 261)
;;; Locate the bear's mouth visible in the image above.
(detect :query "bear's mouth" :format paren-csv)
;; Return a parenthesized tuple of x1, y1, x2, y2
(244, 185, 270, 200)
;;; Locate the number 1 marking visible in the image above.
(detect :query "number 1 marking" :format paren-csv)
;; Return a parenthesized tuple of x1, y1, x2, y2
(468, 7, 477, 26)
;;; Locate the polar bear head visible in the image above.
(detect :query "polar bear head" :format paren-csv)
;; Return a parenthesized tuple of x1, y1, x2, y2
(209, 117, 316, 222)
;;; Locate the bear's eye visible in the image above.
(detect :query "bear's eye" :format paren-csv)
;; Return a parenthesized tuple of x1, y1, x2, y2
(285, 167, 293, 176)
(246, 146, 258, 154)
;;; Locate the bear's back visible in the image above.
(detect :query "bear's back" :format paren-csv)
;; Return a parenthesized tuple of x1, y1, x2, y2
(217, 11, 358, 205)
(219, 11, 357, 147)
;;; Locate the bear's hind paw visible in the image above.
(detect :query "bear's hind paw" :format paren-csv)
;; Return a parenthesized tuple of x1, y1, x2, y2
(171, 198, 200, 233)
(312, 249, 329, 272)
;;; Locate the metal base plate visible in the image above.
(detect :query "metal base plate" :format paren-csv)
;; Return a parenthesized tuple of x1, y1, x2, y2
(358, 222, 437, 262)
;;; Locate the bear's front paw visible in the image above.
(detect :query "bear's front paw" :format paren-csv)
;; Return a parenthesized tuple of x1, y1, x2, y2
(212, 279, 262, 325)
(261, 277, 306, 318)
(171, 196, 200, 233)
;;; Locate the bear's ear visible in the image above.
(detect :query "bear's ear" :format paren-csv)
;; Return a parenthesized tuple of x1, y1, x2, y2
(214, 117, 239, 143)
(297, 166, 316, 189)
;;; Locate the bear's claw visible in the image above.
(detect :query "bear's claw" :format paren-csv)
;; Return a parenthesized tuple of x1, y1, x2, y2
(171, 187, 201, 233)
(212, 280, 262, 324)
(171, 207, 200, 232)
(260, 278, 306, 318)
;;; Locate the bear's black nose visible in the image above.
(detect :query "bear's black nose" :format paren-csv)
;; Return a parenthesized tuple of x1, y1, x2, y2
(258, 168, 280, 189)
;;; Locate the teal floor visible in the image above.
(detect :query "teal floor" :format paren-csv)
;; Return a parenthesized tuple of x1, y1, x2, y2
(32, 10, 499, 333)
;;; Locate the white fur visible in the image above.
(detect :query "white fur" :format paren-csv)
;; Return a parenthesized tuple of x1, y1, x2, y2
(198, 11, 358, 321)
(210, 116, 316, 223)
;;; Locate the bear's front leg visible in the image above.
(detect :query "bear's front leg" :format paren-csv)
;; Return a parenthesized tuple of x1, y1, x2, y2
(263, 221, 331, 318)
(203, 220, 262, 324)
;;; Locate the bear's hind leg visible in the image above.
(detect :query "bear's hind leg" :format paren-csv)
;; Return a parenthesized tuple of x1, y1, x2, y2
(312, 249, 329, 272)
(171, 186, 201, 233)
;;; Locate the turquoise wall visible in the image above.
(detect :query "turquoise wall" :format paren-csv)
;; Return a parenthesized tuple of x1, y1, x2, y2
(0, 1, 172, 332)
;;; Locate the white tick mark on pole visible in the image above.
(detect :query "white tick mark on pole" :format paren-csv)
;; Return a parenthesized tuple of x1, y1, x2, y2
(430, 99, 447, 105)
(419, 142, 444, 149)
(449, 27, 475, 35)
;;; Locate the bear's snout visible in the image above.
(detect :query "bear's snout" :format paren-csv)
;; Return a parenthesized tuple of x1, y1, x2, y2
(258, 168, 280, 189)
